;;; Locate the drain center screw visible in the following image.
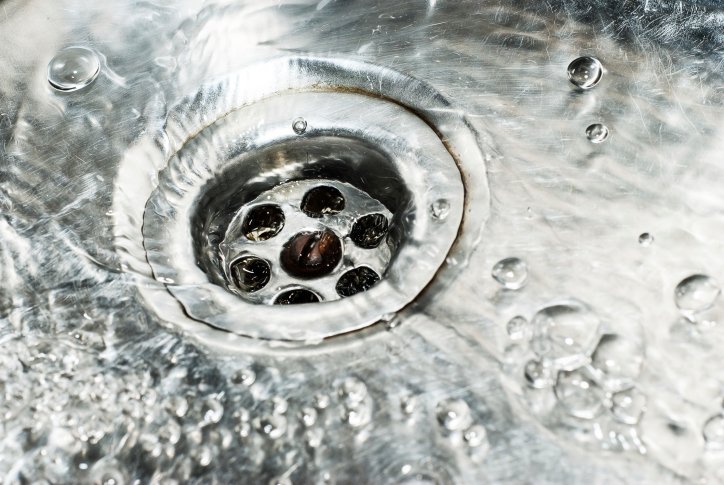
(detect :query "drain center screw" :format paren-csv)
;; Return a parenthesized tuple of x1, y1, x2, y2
(280, 229, 343, 278)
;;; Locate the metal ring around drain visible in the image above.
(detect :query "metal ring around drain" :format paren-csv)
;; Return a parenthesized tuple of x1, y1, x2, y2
(113, 57, 491, 346)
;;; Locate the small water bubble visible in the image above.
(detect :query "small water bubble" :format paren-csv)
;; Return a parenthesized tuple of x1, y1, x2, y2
(300, 406, 317, 427)
(343, 401, 372, 428)
(491, 257, 528, 290)
(314, 393, 331, 410)
(430, 199, 450, 221)
(638, 232, 654, 246)
(610, 388, 647, 425)
(196, 445, 213, 467)
(506, 315, 532, 340)
(400, 395, 418, 415)
(463, 424, 488, 448)
(338, 377, 368, 406)
(256, 414, 288, 439)
(585, 123, 609, 143)
(231, 368, 256, 387)
(530, 300, 600, 370)
(674, 274, 720, 314)
(164, 396, 189, 418)
(436, 398, 472, 431)
(48, 46, 101, 92)
(703, 414, 724, 449)
(567, 56, 603, 89)
(524, 359, 555, 388)
(306, 427, 324, 448)
(271, 396, 288, 415)
(201, 396, 224, 425)
(554, 368, 604, 419)
(292, 117, 308, 135)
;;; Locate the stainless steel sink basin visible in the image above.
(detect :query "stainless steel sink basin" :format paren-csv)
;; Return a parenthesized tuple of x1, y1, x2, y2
(1, 0, 723, 483)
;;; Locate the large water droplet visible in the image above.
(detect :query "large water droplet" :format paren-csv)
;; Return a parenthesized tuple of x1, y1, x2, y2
(590, 334, 644, 392)
(436, 398, 472, 431)
(567, 56, 603, 89)
(674, 274, 720, 314)
(585, 123, 609, 143)
(531, 300, 600, 370)
(47, 46, 100, 92)
(256, 414, 288, 440)
(610, 388, 647, 425)
(703, 414, 724, 449)
(491, 257, 528, 290)
(554, 368, 604, 419)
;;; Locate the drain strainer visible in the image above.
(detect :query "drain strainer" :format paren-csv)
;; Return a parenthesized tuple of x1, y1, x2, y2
(114, 57, 490, 343)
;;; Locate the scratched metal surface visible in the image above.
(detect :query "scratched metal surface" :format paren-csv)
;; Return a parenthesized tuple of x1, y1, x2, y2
(1, 0, 724, 483)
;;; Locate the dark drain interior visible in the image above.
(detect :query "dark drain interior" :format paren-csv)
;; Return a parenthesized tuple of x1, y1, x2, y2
(192, 136, 410, 305)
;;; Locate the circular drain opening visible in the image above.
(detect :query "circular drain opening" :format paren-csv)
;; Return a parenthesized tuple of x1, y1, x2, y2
(114, 57, 491, 344)
(141, 90, 463, 340)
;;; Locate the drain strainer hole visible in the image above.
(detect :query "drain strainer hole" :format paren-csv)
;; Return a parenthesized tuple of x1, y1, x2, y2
(242, 204, 285, 241)
(280, 229, 343, 279)
(301, 186, 346, 218)
(336, 267, 381, 297)
(350, 213, 389, 249)
(274, 288, 321, 305)
(230, 256, 271, 293)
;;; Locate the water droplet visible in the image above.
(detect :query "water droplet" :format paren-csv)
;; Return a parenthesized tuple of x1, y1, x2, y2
(338, 377, 368, 406)
(430, 199, 450, 221)
(306, 427, 324, 448)
(301, 406, 317, 427)
(585, 123, 609, 143)
(463, 424, 488, 448)
(400, 395, 418, 415)
(610, 388, 647, 425)
(350, 213, 389, 249)
(271, 396, 288, 415)
(590, 334, 644, 392)
(523, 359, 555, 388)
(292, 117, 308, 135)
(256, 414, 288, 439)
(436, 398, 472, 431)
(638, 232, 653, 246)
(201, 396, 224, 425)
(280, 230, 343, 278)
(48, 46, 100, 92)
(530, 300, 600, 370)
(491, 257, 528, 290)
(343, 401, 372, 428)
(314, 393, 331, 410)
(554, 368, 604, 419)
(336, 267, 380, 297)
(506, 315, 531, 340)
(567, 56, 603, 89)
(231, 367, 256, 387)
(703, 414, 724, 449)
(674, 274, 720, 314)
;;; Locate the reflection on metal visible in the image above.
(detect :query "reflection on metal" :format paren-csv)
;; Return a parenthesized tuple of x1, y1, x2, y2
(1, 0, 723, 483)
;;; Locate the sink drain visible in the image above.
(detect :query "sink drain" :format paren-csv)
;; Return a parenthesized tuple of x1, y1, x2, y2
(114, 57, 490, 343)
(218, 179, 392, 304)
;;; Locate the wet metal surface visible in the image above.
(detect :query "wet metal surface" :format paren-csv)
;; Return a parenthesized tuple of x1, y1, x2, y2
(1, 0, 724, 483)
